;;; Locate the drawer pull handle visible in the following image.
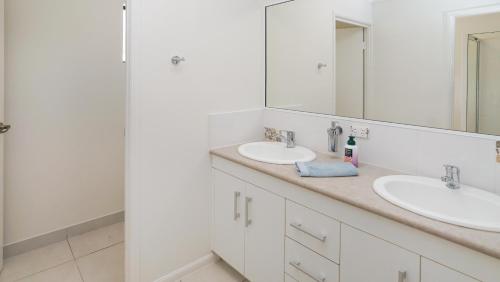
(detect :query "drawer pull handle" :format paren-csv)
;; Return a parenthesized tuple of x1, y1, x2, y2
(289, 261, 326, 282)
(398, 271, 407, 282)
(245, 197, 252, 227)
(290, 222, 327, 242)
(233, 192, 241, 220)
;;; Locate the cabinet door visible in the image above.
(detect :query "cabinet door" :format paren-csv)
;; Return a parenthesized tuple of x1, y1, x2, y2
(421, 258, 479, 282)
(212, 170, 245, 274)
(340, 225, 420, 282)
(244, 184, 285, 282)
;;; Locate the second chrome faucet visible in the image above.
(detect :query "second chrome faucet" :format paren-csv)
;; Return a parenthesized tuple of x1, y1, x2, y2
(280, 130, 296, 148)
(327, 122, 343, 153)
(441, 165, 460, 189)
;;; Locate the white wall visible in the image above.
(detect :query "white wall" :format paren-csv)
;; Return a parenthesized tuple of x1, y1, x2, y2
(126, 0, 263, 280)
(5, 0, 125, 245)
(369, 0, 500, 130)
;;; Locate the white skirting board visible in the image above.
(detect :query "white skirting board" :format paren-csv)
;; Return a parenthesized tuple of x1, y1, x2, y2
(154, 253, 219, 282)
(3, 210, 124, 258)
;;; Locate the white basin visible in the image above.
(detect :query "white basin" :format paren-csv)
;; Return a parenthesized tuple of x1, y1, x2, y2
(238, 142, 316, 165)
(374, 175, 500, 232)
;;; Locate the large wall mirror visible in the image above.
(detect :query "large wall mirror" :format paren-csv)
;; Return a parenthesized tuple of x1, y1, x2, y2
(265, 0, 500, 136)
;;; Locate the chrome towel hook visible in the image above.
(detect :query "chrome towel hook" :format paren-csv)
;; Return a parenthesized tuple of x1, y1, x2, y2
(171, 56, 185, 65)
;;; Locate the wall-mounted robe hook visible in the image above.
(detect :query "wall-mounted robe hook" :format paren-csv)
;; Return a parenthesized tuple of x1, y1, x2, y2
(171, 56, 186, 65)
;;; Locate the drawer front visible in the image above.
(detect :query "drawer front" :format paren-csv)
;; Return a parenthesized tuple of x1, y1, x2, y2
(286, 200, 340, 263)
(285, 238, 339, 282)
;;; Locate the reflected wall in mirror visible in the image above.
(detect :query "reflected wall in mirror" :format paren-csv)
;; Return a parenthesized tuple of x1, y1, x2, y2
(265, 0, 500, 136)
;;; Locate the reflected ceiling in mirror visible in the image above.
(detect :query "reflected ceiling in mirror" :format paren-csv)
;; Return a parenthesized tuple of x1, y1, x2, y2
(265, 0, 500, 136)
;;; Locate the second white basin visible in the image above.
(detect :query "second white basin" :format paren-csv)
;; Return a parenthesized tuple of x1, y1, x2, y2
(238, 142, 316, 165)
(374, 175, 500, 232)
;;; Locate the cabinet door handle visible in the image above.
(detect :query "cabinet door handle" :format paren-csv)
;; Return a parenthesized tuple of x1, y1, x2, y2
(289, 222, 327, 242)
(289, 261, 325, 282)
(245, 197, 252, 227)
(398, 271, 407, 282)
(233, 192, 241, 220)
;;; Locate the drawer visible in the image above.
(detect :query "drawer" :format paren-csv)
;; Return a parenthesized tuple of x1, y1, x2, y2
(285, 238, 339, 282)
(286, 200, 340, 263)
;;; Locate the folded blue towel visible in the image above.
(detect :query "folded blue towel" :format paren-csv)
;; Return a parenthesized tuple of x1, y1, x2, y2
(295, 161, 359, 177)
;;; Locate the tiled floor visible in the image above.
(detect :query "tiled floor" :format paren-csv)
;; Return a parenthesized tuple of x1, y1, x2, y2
(0, 222, 124, 282)
(176, 260, 246, 282)
(0, 221, 244, 282)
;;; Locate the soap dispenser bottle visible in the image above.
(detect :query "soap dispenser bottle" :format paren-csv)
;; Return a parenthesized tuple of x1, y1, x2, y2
(344, 136, 358, 167)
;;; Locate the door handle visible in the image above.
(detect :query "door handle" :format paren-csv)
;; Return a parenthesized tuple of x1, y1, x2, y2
(289, 222, 327, 242)
(0, 123, 11, 134)
(233, 192, 241, 220)
(245, 197, 252, 227)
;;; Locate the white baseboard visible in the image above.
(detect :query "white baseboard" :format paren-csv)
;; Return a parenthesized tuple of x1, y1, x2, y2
(4, 210, 124, 258)
(154, 253, 218, 282)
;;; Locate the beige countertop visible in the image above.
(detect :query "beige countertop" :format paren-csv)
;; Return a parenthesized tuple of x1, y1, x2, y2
(210, 145, 500, 260)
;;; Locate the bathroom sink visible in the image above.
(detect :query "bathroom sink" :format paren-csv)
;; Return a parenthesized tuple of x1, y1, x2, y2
(374, 175, 500, 232)
(238, 142, 316, 165)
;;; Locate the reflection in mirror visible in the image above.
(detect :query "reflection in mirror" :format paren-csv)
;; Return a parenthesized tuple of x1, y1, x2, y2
(463, 19, 500, 135)
(266, 0, 335, 114)
(265, 0, 500, 136)
(335, 20, 366, 119)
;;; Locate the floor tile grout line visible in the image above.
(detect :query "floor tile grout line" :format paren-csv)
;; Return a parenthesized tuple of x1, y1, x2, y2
(67, 239, 85, 282)
(73, 240, 125, 260)
(10, 240, 76, 282)
(10, 259, 75, 282)
(6, 225, 124, 282)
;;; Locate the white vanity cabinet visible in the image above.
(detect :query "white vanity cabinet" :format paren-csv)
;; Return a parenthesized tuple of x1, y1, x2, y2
(211, 156, 499, 282)
(212, 169, 285, 282)
(340, 224, 420, 282)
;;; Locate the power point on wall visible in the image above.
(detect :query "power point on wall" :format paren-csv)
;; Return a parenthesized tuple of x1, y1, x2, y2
(350, 125, 369, 139)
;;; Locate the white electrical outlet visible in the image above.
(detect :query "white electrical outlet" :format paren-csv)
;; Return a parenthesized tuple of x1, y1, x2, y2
(350, 125, 369, 139)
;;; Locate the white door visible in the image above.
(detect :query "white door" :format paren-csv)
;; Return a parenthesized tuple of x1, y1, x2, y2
(421, 258, 479, 282)
(340, 225, 420, 282)
(0, 0, 9, 270)
(212, 170, 245, 274)
(244, 184, 285, 282)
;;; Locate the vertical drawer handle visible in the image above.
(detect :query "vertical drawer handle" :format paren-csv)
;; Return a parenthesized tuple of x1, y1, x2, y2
(233, 192, 241, 220)
(245, 197, 252, 227)
(290, 222, 327, 242)
(398, 271, 407, 282)
(289, 261, 325, 282)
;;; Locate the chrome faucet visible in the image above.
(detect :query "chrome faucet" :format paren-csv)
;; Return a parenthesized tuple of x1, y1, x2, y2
(280, 130, 296, 148)
(327, 122, 343, 153)
(441, 165, 460, 189)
